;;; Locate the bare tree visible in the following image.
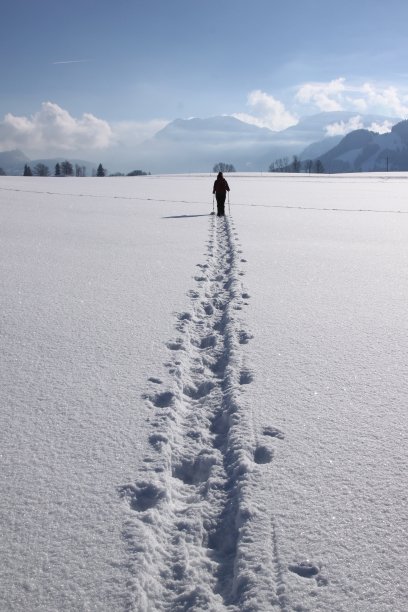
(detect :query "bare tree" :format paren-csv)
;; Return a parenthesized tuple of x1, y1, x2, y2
(304, 159, 313, 174)
(34, 163, 50, 177)
(269, 158, 285, 172)
(74, 164, 87, 177)
(314, 160, 325, 173)
(213, 162, 236, 173)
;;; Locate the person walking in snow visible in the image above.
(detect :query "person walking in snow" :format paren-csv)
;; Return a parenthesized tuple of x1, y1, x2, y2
(213, 172, 230, 216)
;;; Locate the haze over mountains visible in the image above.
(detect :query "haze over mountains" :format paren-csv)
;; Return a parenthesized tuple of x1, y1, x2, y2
(136, 111, 396, 173)
(0, 111, 402, 175)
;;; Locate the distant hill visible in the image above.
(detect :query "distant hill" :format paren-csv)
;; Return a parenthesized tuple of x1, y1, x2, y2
(0, 149, 30, 175)
(155, 115, 276, 140)
(0, 112, 400, 175)
(316, 120, 408, 172)
(140, 115, 278, 173)
(138, 112, 398, 173)
(0, 150, 96, 176)
(299, 136, 343, 161)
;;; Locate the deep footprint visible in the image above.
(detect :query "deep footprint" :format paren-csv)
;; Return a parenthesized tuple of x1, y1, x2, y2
(240, 370, 254, 385)
(239, 330, 254, 345)
(151, 391, 175, 408)
(288, 561, 320, 579)
(199, 335, 217, 349)
(202, 303, 214, 316)
(119, 481, 167, 512)
(254, 445, 274, 464)
(183, 381, 215, 400)
(263, 426, 285, 440)
(149, 432, 169, 448)
(166, 340, 184, 351)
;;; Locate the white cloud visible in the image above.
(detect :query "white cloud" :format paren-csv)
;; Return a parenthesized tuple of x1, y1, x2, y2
(367, 120, 393, 134)
(234, 79, 408, 138)
(233, 90, 298, 131)
(0, 102, 113, 154)
(361, 83, 408, 117)
(296, 78, 408, 118)
(111, 119, 169, 147)
(296, 78, 346, 112)
(325, 115, 364, 136)
(348, 97, 367, 112)
(0, 102, 170, 159)
(325, 115, 393, 137)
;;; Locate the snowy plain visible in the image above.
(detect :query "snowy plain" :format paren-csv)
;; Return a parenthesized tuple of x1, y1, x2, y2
(1, 173, 408, 611)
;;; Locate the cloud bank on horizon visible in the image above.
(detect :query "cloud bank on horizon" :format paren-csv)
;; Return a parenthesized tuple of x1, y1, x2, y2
(1, 78, 407, 157)
(0, 102, 113, 153)
(235, 78, 408, 133)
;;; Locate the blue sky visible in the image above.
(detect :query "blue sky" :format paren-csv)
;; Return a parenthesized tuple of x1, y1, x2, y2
(2, 0, 408, 161)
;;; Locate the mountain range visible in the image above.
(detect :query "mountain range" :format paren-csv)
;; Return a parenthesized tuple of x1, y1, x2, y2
(137, 111, 396, 173)
(315, 120, 408, 172)
(1, 111, 408, 175)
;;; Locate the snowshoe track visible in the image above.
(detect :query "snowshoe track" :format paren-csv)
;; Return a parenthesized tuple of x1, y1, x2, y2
(120, 216, 282, 611)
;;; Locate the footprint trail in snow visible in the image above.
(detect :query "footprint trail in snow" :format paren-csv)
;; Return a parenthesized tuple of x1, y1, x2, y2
(120, 216, 288, 611)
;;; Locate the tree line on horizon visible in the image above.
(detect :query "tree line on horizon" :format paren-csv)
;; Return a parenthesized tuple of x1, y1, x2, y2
(269, 155, 325, 173)
(213, 159, 325, 173)
(0, 157, 326, 176)
(16, 162, 151, 177)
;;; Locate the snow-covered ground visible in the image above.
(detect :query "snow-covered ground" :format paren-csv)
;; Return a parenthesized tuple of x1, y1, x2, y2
(1, 173, 408, 611)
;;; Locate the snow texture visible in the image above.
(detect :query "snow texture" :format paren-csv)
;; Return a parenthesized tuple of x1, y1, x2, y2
(120, 214, 279, 611)
(2, 173, 408, 611)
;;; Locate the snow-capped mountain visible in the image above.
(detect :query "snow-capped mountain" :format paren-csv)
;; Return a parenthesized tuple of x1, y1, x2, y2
(316, 120, 408, 172)
(0, 113, 399, 175)
(139, 112, 397, 173)
(139, 116, 277, 173)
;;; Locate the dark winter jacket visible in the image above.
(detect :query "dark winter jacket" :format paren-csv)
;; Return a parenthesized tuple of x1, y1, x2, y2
(213, 177, 230, 194)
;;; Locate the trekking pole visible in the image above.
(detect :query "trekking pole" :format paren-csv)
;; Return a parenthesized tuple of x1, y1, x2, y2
(228, 192, 231, 215)
(212, 194, 215, 215)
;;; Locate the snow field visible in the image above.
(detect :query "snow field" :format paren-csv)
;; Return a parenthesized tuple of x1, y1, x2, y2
(233, 175, 408, 611)
(2, 173, 408, 611)
(0, 179, 208, 611)
(120, 214, 283, 610)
